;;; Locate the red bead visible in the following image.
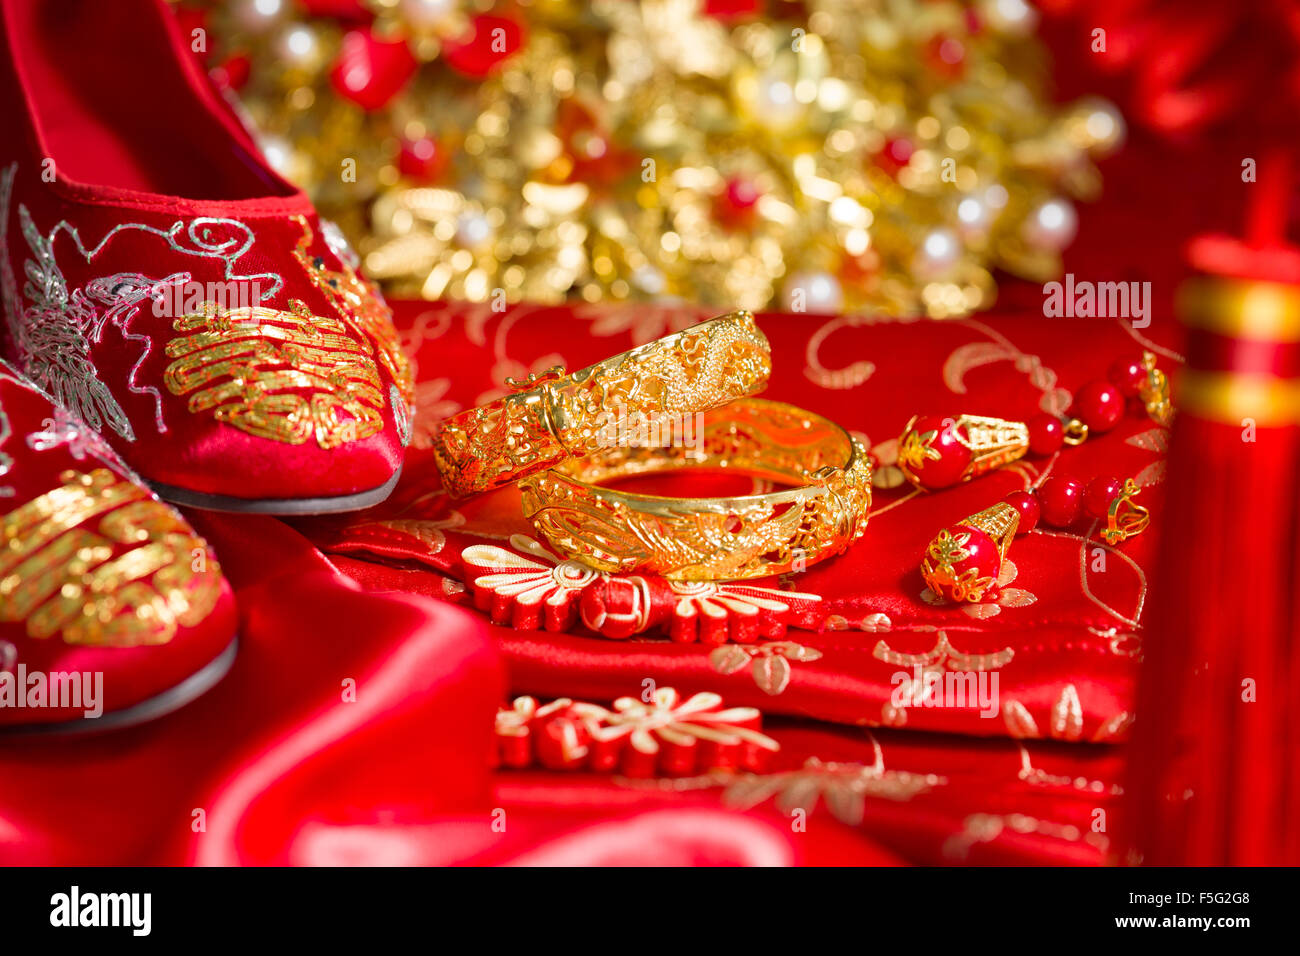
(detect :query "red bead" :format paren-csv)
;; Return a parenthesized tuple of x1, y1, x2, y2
(1085, 476, 1124, 520)
(1027, 413, 1064, 456)
(924, 35, 966, 79)
(1107, 357, 1147, 398)
(211, 54, 250, 93)
(1071, 380, 1124, 433)
(922, 524, 1002, 603)
(1038, 477, 1085, 528)
(725, 177, 760, 210)
(878, 138, 915, 176)
(716, 177, 761, 228)
(899, 415, 972, 489)
(702, 0, 762, 20)
(398, 136, 449, 182)
(1003, 491, 1040, 534)
(443, 14, 527, 77)
(330, 29, 419, 112)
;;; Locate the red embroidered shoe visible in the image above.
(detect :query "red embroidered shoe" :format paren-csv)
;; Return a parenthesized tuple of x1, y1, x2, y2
(0, 362, 238, 731)
(0, 0, 413, 514)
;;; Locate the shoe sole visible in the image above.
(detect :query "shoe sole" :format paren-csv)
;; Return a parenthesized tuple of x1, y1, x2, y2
(0, 636, 239, 736)
(149, 467, 402, 515)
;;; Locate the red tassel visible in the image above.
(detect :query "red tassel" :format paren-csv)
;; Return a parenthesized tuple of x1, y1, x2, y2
(1124, 264, 1300, 864)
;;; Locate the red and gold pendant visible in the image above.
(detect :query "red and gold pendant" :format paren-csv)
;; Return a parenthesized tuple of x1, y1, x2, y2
(897, 414, 1031, 491)
(920, 502, 1020, 603)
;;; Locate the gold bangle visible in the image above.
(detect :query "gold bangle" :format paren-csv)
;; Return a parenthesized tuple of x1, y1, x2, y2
(518, 398, 872, 581)
(431, 311, 771, 498)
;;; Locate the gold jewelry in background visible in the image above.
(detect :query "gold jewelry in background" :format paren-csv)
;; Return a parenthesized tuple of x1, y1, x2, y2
(519, 398, 871, 581)
(432, 311, 770, 498)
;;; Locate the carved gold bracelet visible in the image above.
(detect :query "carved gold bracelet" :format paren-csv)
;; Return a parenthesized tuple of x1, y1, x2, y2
(518, 398, 872, 581)
(431, 311, 771, 498)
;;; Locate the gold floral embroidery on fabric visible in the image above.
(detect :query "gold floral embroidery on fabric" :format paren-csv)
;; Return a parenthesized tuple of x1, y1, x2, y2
(344, 513, 466, 556)
(1017, 745, 1123, 795)
(872, 630, 1015, 671)
(724, 752, 946, 826)
(0, 468, 221, 646)
(709, 640, 823, 695)
(163, 302, 385, 447)
(1002, 684, 1100, 741)
(944, 812, 1109, 861)
(292, 216, 414, 407)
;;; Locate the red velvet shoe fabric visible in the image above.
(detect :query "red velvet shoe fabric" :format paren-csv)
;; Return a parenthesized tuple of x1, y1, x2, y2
(0, 0, 412, 511)
(0, 361, 237, 730)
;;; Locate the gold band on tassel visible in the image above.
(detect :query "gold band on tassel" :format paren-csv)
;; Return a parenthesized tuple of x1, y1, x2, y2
(518, 398, 871, 581)
(1175, 370, 1300, 426)
(1177, 278, 1300, 343)
(431, 311, 771, 498)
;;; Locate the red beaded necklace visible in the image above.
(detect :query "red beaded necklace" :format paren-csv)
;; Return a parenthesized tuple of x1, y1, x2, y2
(895, 350, 1171, 496)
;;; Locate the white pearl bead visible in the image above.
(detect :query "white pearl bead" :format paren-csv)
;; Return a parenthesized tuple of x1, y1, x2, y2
(956, 197, 989, 235)
(258, 134, 294, 177)
(784, 271, 843, 313)
(632, 265, 666, 296)
(277, 25, 319, 68)
(985, 0, 1038, 35)
(401, 0, 458, 30)
(915, 228, 960, 277)
(456, 211, 494, 249)
(235, 0, 283, 32)
(1084, 101, 1126, 153)
(1024, 198, 1078, 251)
(757, 75, 804, 129)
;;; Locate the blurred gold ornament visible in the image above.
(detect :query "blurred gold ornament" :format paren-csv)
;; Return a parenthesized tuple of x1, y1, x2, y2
(195, 0, 1117, 317)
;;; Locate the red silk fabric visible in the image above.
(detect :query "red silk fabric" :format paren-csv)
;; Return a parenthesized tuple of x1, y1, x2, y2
(0, 301, 1160, 867)
(309, 304, 1169, 744)
(4, 5, 1255, 866)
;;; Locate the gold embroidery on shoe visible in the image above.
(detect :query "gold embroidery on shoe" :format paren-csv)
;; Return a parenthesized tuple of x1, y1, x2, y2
(162, 302, 385, 447)
(292, 217, 414, 408)
(0, 468, 222, 646)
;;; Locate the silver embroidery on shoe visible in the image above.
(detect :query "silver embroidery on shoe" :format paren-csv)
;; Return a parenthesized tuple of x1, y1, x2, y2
(0, 388, 12, 498)
(0, 163, 291, 441)
(0, 357, 142, 482)
(321, 218, 361, 271)
(11, 207, 138, 438)
(85, 272, 195, 432)
(27, 403, 131, 471)
(0, 167, 20, 339)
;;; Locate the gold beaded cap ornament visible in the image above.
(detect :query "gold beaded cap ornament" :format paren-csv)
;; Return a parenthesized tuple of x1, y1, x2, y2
(198, 0, 1123, 317)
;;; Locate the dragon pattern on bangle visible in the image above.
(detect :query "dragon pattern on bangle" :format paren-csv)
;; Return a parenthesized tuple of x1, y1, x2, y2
(430, 311, 772, 498)
(518, 398, 871, 581)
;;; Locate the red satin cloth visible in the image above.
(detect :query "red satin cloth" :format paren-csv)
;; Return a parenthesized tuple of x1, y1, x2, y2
(2, 11, 1244, 865)
(0, 299, 1165, 866)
